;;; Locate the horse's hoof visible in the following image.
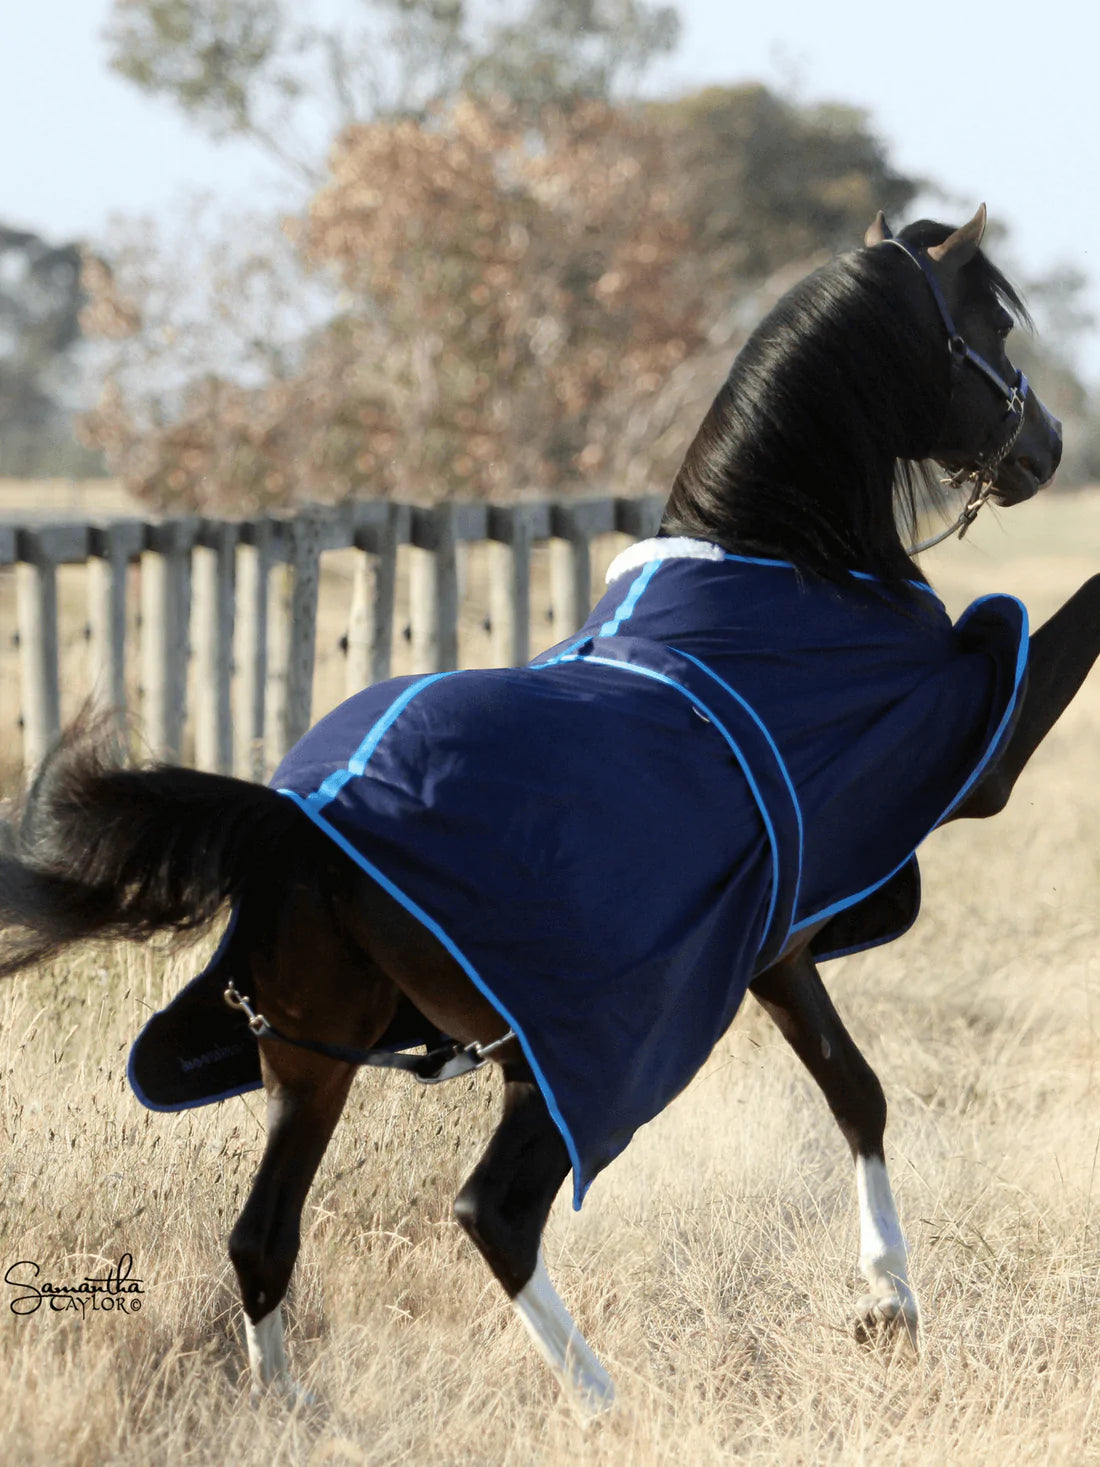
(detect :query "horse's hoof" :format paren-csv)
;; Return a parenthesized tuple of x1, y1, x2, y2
(853, 1291, 919, 1354)
(249, 1376, 318, 1411)
(565, 1354, 616, 1424)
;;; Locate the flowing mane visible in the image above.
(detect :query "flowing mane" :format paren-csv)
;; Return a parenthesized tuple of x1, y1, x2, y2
(661, 220, 1030, 585)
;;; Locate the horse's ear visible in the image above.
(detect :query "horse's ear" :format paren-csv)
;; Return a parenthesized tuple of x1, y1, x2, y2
(864, 211, 893, 246)
(927, 203, 987, 266)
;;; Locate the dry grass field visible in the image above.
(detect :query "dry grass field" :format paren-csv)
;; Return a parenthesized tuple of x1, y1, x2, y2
(1, 489, 1100, 1465)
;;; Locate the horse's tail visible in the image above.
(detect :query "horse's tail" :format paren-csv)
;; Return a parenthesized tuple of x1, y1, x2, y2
(0, 714, 321, 977)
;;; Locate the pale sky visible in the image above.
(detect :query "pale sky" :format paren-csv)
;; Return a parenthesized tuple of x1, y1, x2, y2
(4, 0, 1099, 369)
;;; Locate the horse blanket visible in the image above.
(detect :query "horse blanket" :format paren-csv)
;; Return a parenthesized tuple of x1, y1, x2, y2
(129, 539, 1027, 1207)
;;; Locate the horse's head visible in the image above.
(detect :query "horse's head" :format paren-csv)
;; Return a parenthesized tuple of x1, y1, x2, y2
(865, 205, 1062, 508)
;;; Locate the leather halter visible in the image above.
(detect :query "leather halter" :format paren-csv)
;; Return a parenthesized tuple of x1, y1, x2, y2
(883, 237, 1030, 553)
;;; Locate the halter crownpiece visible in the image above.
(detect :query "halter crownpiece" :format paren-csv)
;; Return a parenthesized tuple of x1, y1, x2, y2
(872, 221, 1031, 553)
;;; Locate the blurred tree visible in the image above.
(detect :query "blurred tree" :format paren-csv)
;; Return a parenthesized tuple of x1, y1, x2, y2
(93, 4, 1097, 510)
(1011, 266, 1100, 486)
(653, 85, 917, 277)
(81, 99, 702, 506)
(104, 0, 679, 177)
(0, 225, 104, 476)
(77, 74, 930, 509)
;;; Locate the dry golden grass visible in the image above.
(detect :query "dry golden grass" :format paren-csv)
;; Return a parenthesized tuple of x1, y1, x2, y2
(1, 490, 1099, 1464)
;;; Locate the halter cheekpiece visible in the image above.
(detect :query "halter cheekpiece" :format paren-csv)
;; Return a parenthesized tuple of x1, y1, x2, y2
(882, 236, 1030, 554)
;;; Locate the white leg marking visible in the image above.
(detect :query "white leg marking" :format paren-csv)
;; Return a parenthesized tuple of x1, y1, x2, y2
(512, 1249, 615, 1418)
(855, 1154, 919, 1346)
(245, 1305, 314, 1408)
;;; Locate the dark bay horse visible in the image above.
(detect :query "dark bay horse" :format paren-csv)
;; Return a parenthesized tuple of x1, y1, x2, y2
(0, 207, 1084, 1414)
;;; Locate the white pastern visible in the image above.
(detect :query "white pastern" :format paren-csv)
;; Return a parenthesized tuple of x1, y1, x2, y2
(855, 1154, 919, 1346)
(512, 1251, 615, 1419)
(244, 1305, 315, 1408)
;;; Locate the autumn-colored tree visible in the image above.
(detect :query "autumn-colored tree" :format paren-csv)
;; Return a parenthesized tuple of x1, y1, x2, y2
(81, 68, 942, 511)
(81, 96, 705, 508)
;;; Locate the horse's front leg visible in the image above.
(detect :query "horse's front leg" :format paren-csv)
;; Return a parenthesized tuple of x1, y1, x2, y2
(229, 1046, 355, 1407)
(750, 948, 918, 1348)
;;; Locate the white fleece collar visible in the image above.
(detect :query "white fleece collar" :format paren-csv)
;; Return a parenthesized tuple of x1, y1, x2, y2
(605, 536, 725, 585)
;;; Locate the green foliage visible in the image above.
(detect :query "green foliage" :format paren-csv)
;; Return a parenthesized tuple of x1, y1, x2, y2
(104, 0, 680, 166)
(463, 0, 680, 112)
(653, 84, 917, 277)
(105, 0, 283, 136)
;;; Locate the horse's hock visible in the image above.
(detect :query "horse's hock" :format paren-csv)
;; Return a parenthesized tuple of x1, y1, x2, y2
(0, 496, 663, 782)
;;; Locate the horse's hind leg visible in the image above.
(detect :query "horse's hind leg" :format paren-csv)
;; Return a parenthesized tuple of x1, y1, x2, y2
(750, 948, 919, 1348)
(453, 1067, 615, 1415)
(227, 881, 400, 1406)
(229, 1046, 356, 1406)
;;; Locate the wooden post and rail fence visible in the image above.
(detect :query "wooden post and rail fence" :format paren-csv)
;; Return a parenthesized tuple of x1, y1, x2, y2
(2, 495, 664, 781)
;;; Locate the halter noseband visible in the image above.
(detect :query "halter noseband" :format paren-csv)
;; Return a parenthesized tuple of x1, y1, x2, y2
(883, 237, 1030, 553)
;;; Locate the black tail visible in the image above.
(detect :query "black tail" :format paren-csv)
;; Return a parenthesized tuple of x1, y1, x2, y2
(0, 715, 323, 976)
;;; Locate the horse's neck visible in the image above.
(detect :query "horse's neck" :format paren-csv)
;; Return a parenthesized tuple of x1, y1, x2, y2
(661, 465, 909, 580)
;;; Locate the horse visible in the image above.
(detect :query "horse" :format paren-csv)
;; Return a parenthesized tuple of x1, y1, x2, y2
(0, 205, 1082, 1416)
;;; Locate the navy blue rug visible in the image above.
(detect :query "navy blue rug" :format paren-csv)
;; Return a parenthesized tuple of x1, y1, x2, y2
(130, 541, 1026, 1207)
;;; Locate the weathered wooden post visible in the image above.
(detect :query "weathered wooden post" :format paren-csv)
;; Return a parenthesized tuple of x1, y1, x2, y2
(140, 519, 195, 761)
(87, 520, 143, 737)
(409, 503, 460, 674)
(263, 539, 291, 778)
(15, 525, 84, 771)
(193, 520, 238, 773)
(548, 500, 616, 638)
(488, 503, 545, 667)
(235, 519, 273, 781)
(284, 513, 322, 751)
(345, 502, 404, 693)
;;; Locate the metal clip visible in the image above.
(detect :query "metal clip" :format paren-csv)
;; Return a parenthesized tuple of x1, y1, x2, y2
(224, 984, 269, 1036)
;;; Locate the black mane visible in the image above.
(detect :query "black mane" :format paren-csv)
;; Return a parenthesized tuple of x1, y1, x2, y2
(661, 220, 1029, 585)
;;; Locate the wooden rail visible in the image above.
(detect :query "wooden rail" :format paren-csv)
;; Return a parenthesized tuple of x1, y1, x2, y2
(1, 497, 664, 780)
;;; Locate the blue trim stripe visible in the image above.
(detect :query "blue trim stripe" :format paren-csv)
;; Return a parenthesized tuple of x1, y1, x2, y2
(718, 552, 936, 597)
(599, 559, 663, 636)
(669, 646, 804, 928)
(277, 787, 592, 1210)
(549, 652, 785, 952)
(938, 595, 1030, 819)
(789, 594, 1029, 935)
(305, 672, 457, 815)
(722, 551, 796, 569)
